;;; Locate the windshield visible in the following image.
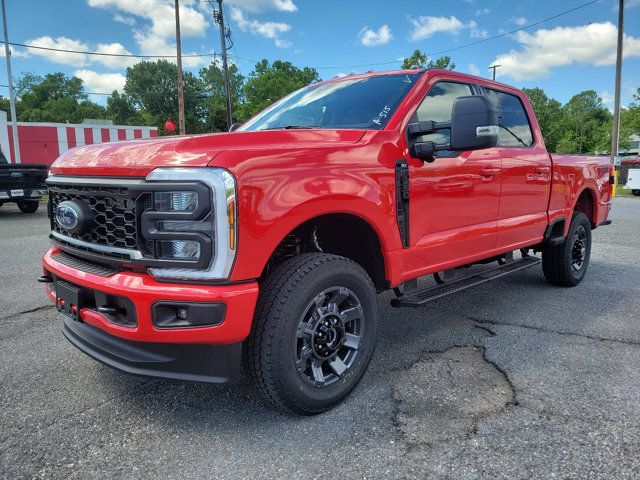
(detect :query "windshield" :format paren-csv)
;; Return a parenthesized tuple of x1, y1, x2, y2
(238, 73, 421, 132)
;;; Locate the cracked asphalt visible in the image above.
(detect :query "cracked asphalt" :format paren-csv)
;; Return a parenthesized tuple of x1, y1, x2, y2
(1, 197, 639, 479)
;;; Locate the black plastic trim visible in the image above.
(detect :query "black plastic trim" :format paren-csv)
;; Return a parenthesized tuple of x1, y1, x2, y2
(543, 217, 566, 246)
(62, 317, 242, 384)
(395, 159, 410, 248)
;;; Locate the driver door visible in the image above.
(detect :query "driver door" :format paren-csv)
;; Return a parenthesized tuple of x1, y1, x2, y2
(402, 80, 501, 277)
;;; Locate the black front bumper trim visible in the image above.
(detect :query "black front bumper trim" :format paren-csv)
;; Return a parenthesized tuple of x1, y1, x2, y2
(62, 317, 241, 384)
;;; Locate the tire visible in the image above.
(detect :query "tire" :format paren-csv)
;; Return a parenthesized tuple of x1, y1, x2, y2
(16, 200, 39, 213)
(632, 190, 640, 196)
(542, 212, 592, 287)
(244, 253, 379, 415)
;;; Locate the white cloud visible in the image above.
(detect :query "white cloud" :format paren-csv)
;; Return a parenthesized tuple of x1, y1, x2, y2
(93, 43, 138, 68)
(225, 0, 297, 13)
(87, 0, 208, 67)
(510, 16, 528, 26)
(24, 36, 91, 66)
(469, 21, 488, 38)
(408, 16, 474, 41)
(229, 7, 292, 48)
(74, 69, 126, 94)
(358, 25, 393, 47)
(599, 90, 614, 106)
(468, 63, 481, 76)
(475, 8, 490, 16)
(491, 22, 640, 81)
(113, 13, 135, 26)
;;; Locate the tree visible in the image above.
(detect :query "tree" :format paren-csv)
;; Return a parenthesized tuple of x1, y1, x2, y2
(522, 87, 565, 152)
(238, 60, 320, 120)
(106, 91, 145, 125)
(562, 90, 611, 154)
(401, 50, 456, 70)
(124, 60, 207, 133)
(199, 62, 245, 132)
(11, 72, 106, 123)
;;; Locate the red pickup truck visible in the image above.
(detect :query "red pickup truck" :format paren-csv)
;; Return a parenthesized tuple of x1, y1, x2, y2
(41, 69, 612, 414)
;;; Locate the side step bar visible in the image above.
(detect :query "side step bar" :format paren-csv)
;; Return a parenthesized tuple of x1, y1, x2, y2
(390, 255, 542, 308)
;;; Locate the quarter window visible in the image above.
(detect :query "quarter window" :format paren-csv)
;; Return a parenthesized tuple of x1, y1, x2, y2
(485, 89, 534, 147)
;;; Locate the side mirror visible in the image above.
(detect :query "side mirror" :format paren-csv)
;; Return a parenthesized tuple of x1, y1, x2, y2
(449, 95, 498, 151)
(229, 122, 242, 132)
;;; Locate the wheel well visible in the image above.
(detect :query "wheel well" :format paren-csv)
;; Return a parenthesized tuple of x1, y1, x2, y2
(262, 214, 388, 291)
(574, 189, 595, 227)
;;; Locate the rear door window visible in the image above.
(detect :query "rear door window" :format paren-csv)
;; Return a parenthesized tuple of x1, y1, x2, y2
(485, 89, 534, 147)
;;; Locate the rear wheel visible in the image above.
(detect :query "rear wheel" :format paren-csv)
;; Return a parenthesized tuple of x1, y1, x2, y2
(244, 253, 378, 415)
(17, 200, 39, 213)
(632, 189, 640, 196)
(542, 212, 592, 287)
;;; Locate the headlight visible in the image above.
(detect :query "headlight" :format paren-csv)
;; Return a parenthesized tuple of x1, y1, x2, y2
(143, 167, 237, 281)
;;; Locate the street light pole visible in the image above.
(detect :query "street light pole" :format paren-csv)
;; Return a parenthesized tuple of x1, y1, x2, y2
(215, 0, 233, 130)
(488, 64, 501, 81)
(610, 0, 624, 196)
(175, 0, 186, 135)
(1, 0, 20, 163)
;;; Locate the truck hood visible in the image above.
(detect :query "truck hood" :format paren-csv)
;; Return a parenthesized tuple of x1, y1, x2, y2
(50, 129, 366, 177)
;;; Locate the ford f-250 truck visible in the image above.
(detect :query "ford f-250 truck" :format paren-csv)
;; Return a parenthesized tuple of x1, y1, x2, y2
(40, 69, 612, 414)
(0, 149, 48, 213)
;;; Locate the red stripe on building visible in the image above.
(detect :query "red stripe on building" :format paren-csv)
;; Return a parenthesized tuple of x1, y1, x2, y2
(66, 127, 77, 149)
(84, 128, 94, 145)
(150, 130, 158, 137)
(101, 129, 110, 142)
(133, 129, 142, 139)
(117, 129, 126, 141)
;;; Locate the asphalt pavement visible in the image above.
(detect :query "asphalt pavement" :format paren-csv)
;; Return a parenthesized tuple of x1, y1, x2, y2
(1, 197, 639, 479)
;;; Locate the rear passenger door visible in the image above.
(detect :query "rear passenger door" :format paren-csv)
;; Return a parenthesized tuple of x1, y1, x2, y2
(484, 88, 551, 251)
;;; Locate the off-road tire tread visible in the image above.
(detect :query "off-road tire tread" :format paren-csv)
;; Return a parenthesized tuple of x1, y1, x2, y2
(542, 211, 590, 287)
(243, 253, 375, 414)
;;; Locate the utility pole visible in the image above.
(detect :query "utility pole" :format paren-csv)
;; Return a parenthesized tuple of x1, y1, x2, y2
(488, 64, 501, 81)
(610, 0, 624, 196)
(175, 0, 186, 135)
(215, 0, 233, 130)
(1, 0, 20, 163)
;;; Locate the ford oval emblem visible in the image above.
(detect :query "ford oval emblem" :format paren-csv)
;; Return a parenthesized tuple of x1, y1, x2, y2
(55, 203, 80, 231)
(11, 171, 23, 178)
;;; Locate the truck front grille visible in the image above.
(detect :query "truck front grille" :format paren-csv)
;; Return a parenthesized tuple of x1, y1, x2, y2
(48, 182, 147, 251)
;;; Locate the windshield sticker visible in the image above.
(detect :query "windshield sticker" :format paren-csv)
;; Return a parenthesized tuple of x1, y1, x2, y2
(372, 105, 391, 126)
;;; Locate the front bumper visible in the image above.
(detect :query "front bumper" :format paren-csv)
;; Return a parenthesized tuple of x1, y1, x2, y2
(62, 316, 242, 383)
(42, 247, 259, 345)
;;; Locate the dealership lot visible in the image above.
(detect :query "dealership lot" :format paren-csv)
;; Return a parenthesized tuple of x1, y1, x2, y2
(1, 198, 639, 479)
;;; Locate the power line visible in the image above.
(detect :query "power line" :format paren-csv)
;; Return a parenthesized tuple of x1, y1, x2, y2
(2, 0, 600, 71)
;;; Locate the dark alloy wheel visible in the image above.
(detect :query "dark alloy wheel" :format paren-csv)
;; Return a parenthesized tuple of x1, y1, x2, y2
(294, 286, 364, 387)
(542, 211, 592, 287)
(244, 253, 378, 415)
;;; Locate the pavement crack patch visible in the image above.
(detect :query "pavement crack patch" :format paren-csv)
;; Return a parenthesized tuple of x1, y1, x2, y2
(392, 343, 515, 449)
(1, 304, 53, 321)
(462, 314, 640, 348)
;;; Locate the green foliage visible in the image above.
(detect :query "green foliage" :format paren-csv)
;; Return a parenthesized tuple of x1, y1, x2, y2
(124, 60, 207, 133)
(199, 62, 245, 132)
(106, 91, 145, 125)
(401, 50, 456, 70)
(239, 59, 320, 121)
(523, 87, 566, 152)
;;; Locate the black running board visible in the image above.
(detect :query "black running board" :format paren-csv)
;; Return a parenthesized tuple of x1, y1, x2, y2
(390, 256, 542, 308)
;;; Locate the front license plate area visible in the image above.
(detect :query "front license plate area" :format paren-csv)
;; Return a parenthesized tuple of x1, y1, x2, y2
(55, 280, 83, 321)
(10, 189, 24, 197)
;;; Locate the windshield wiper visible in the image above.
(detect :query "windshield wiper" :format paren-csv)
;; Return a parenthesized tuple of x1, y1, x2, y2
(264, 125, 320, 130)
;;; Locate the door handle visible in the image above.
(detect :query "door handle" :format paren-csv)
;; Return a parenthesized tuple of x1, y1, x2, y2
(480, 168, 500, 178)
(535, 167, 550, 175)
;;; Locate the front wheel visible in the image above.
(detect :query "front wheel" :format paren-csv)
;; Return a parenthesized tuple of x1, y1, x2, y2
(542, 212, 592, 287)
(244, 253, 379, 415)
(17, 200, 39, 213)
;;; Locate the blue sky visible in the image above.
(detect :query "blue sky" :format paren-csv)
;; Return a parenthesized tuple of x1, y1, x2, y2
(2, 0, 639, 107)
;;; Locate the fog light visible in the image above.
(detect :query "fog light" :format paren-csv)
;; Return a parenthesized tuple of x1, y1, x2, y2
(159, 240, 201, 260)
(152, 302, 226, 328)
(155, 191, 198, 212)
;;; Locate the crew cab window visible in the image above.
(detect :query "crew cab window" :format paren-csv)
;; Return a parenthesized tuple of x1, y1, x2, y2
(410, 81, 472, 155)
(238, 73, 420, 132)
(485, 89, 534, 147)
